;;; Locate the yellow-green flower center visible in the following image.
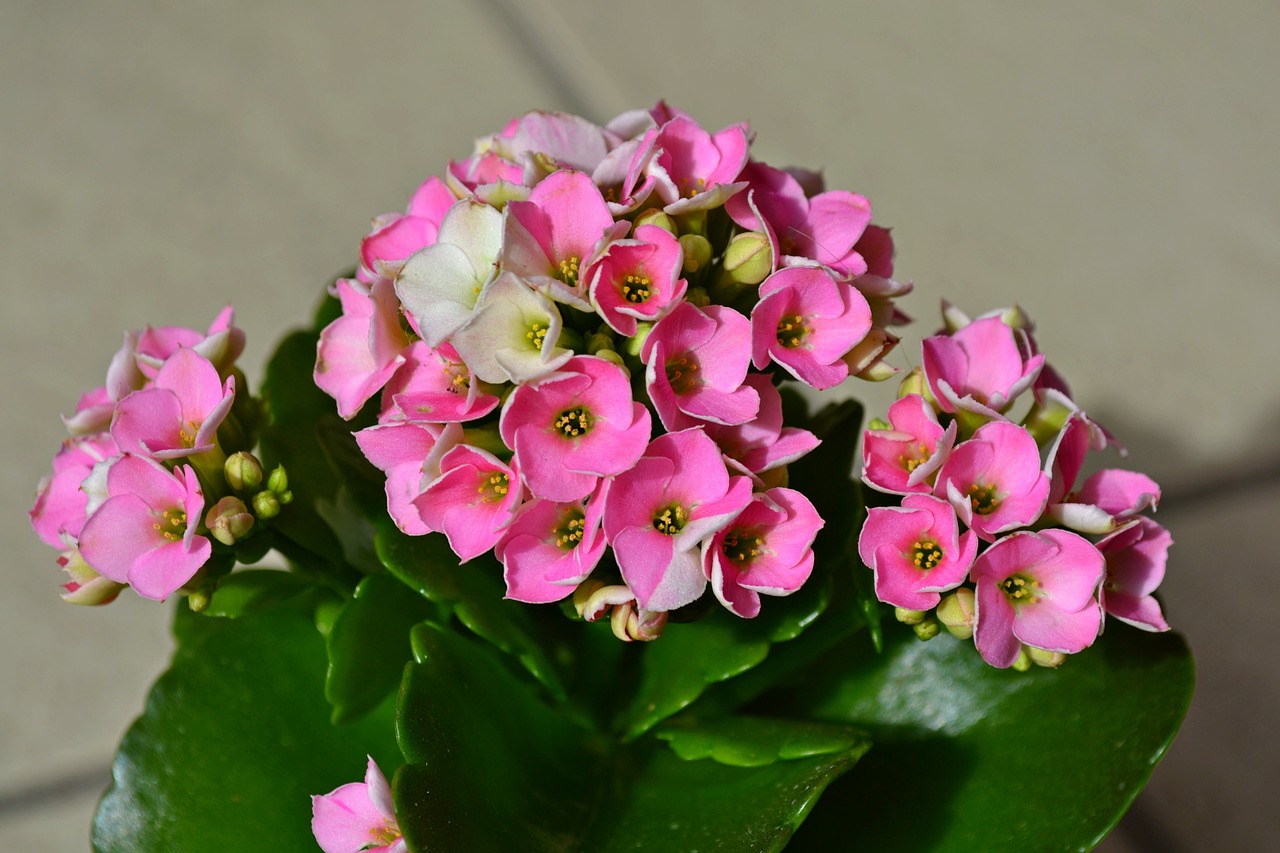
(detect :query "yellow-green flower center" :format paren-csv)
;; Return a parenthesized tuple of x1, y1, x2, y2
(912, 539, 943, 570)
(153, 508, 186, 542)
(899, 442, 929, 473)
(722, 529, 766, 569)
(558, 255, 580, 286)
(177, 419, 200, 449)
(555, 407, 592, 438)
(652, 503, 688, 536)
(553, 509, 586, 550)
(665, 355, 700, 395)
(477, 472, 510, 503)
(968, 483, 1001, 515)
(621, 273, 652, 304)
(776, 314, 811, 348)
(526, 321, 549, 350)
(1000, 573, 1041, 604)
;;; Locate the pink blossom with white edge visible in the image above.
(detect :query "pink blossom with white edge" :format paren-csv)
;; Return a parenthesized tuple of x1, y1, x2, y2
(355, 422, 460, 537)
(642, 302, 760, 430)
(857, 494, 978, 611)
(30, 433, 118, 549)
(311, 756, 405, 853)
(922, 315, 1045, 419)
(1046, 415, 1160, 534)
(491, 110, 611, 184)
(315, 278, 411, 420)
(971, 529, 1105, 668)
(77, 455, 211, 601)
(934, 421, 1051, 542)
(414, 444, 522, 562)
(861, 394, 957, 495)
(585, 223, 687, 336)
(359, 176, 455, 283)
(751, 266, 873, 390)
(500, 356, 651, 502)
(496, 482, 610, 604)
(702, 374, 820, 476)
(1098, 517, 1172, 632)
(604, 429, 754, 612)
(647, 116, 750, 214)
(378, 341, 498, 425)
(111, 347, 235, 461)
(704, 487, 823, 618)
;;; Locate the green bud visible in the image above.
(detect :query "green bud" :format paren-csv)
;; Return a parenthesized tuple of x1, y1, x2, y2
(252, 491, 281, 520)
(224, 451, 263, 492)
(1012, 646, 1033, 672)
(1022, 396, 1074, 447)
(204, 496, 255, 546)
(572, 579, 606, 619)
(678, 234, 713, 274)
(721, 231, 773, 286)
(633, 208, 678, 235)
(626, 323, 653, 357)
(593, 349, 628, 371)
(685, 286, 711, 308)
(913, 618, 940, 641)
(586, 329, 617, 356)
(894, 606, 927, 626)
(1027, 647, 1067, 669)
(867, 417, 892, 431)
(897, 367, 927, 400)
(266, 465, 289, 495)
(187, 589, 211, 613)
(936, 588, 976, 640)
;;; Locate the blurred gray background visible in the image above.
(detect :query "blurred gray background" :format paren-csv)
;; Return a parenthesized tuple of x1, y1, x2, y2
(3, 1, 1277, 849)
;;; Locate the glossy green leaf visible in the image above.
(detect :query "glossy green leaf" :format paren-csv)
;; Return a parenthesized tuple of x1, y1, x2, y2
(376, 525, 568, 701)
(198, 569, 318, 619)
(394, 623, 867, 852)
(325, 574, 439, 724)
(780, 623, 1195, 852)
(93, 603, 399, 853)
(656, 715, 866, 767)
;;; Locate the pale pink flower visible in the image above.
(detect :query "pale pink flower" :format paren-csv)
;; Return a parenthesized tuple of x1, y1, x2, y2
(311, 756, 405, 853)
(315, 278, 410, 419)
(496, 482, 609, 603)
(500, 356, 651, 502)
(1046, 415, 1160, 534)
(448, 272, 573, 384)
(30, 433, 118, 549)
(77, 455, 211, 601)
(643, 303, 759, 430)
(751, 266, 873, 390)
(934, 421, 1051, 542)
(414, 444, 523, 562)
(603, 429, 753, 612)
(111, 347, 235, 460)
(647, 116, 750, 213)
(857, 494, 978, 611)
(359, 176, 455, 282)
(585, 223, 686, 336)
(355, 422, 459, 537)
(972, 529, 1105, 668)
(490, 110, 611, 184)
(378, 341, 499, 424)
(590, 128, 658, 215)
(1097, 517, 1171, 632)
(702, 375, 820, 475)
(922, 315, 1044, 419)
(855, 225, 896, 279)
(861, 394, 957, 495)
(704, 488, 824, 618)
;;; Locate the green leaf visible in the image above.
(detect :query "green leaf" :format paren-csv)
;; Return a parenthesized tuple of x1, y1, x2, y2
(376, 525, 568, 701)
(656, 715, 867, 768)
(325, 574, 438, 724)
(780, 623, 1195, 852)
(394, 623, 867, 852)
(93, 602, 399, 853)
(198, 569, 318, 619)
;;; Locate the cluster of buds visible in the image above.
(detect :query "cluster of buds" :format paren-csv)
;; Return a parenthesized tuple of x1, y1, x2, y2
(314, 103, 910, 631)
(28, 309, 281, 604)
(858, 304, 1171, 669)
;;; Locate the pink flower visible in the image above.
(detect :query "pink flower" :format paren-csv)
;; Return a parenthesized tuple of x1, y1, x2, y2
(751, 266, 873, 390)
(500, 356, 651, 502)
(77, 455, 211, 600)
(414, 444, 523, 562)
(377, 341, 498, 424)
(30, 433, 118, 549)
(702, 374, 820, 475)
(647, 116, 750, 213)
(934, 421, 1051, 542)
(922, 315, 1044, 419)
(111, 347, 236, 460)
(1046, 415, 1160, 534)
(315, 278, 410, 419)
(704, 488, 823, 618)
(355, 422, 459, 537)
(972, 529, 1105, 668)
(311, 756, 405, 853)
(492, 110, 611, 183)
(857, 494, 978, 611)
(358, 176, 455, 282)
(1097, 517, 1171, 632)
(496, 483, 609, 603)
(584, 223, 687, 336)
(861, 394, 957, 495)
(642, 303, 759, 430)
(603, 429, 753, 612)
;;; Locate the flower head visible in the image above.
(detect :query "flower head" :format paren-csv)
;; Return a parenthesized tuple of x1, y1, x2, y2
(311, 756, 405, 853)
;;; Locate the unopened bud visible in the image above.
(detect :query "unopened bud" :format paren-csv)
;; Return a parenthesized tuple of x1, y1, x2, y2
(586, 330, 617, 356)
(59, 551, 125, 606)
(625, 607, 668, 642)
(685, 286, 711, 308)
(721, 231, 773, 286)
(846, 328, 900, 381)
(894, 607, 927, 626)
(913, 618, 940, 641)
(252, 491, 281, 519)
(572, 579, 606, 619)
(593, 349, 627, 371)
(897, 367, 927, 400)
(936, 588, 976, 640)
(626, 323, 653, 357)
(1012, 646, 1033, 672)
(205, 496, 255, 546)
(633, 208, 678, 235)
(187, 589, 211, 613)
(224, 452, 263, 492)
(678, 234, 713, 274)
(267, 465, 289, 495)
(1027, 647, 1067, 669)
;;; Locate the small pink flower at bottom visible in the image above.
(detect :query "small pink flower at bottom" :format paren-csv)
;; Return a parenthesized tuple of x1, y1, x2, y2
(857, 494, 977, 611)
(1098, 517, 1172, 632)
(496, 483, 609, 603)
(972, 529, 1105, 669)
(414, 444, 523, 562)
(704, 488, 823, 618)
(311, 756, 405, 853)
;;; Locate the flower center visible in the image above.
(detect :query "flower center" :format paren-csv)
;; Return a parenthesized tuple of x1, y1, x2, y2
(476, 471, 510, 503)
(968, 482, 1001, 515)
(1000, 573, 1041, 604)
(911, 539, 943, 570)
(177, 418, 200, 448)
(552, 508, 586, 550)
(442, 362, 470, 395)
(526, 321, 549, 350)
(554, 407, 592, 438)
(370, 823, 402, 846)
(722, 528, 766, 569)
(665, 354, 700, 395)
(652, 503, 688, 536)
(152, 508, 186, 542)
(557, 255, 580, 286)
(621, 273, 652, 304)
(899, 442, 930, 473)
(776, 314, 811, 348)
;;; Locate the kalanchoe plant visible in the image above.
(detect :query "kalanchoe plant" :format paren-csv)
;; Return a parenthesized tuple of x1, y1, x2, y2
(31, 103, 1194, 853)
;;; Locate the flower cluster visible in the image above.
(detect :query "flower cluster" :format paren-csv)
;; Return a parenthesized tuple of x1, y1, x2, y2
(315, 103, 908, 635)
(858, 304, 1171, 669)
(28, 309, 288, 603)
